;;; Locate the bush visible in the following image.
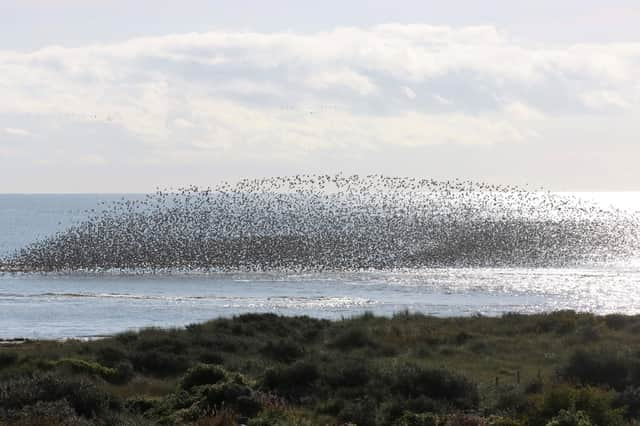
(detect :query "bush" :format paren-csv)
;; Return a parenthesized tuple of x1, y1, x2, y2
(51, 357, 115, 378)
(111, 360, 135, 384)
(615, 386, 640, 418)
(134, 331, 187, 354)
(386, 363, 479, 409)
(486, 416, 524, 426)
(532, 386, 624, 426)
(260, 339, 304, 363)
(180, 364, 227, 390)
(0, 399, 93, 426)
(199, 382, 259, 416)
(445, 414, 490, 425)
(198, 351, 224, 364)
(130, 350, 190, 376)
(536, 311, 577, 334)
(545, 409, 592, 426)
(0, 374, 111, 419)
(560, 349, 640, 390)
(392, 412, 439, 426)
(492, 386, 531, 415)
(248, 407, 313, 426)
(604, 314, 628, 330)
(95, 346, 127, 365)
(0, 351, 18, 368)
(49, 357, 133, 384)
(329, 327, 378, 351)
(125, 396, 157, 415)
(338, 398, 377, 426)
(263, 361, 319, 397)
(322, 357, 371, 388)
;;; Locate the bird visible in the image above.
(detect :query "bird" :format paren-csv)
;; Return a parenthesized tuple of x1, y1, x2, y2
(4, 174, 640, 273)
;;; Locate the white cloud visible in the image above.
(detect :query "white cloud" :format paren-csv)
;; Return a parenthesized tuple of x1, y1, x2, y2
(81, 154, 107, 165)
(504, 102, 544, 121)
(306, 69, 377, 95)
(172, 118, 195, 129)
(0, 24, 639, 185)
(432, 94, 451, 106)
(402, 86, 417, 100)
(4, 127, 32, 137)
(580, 90, 632, 110)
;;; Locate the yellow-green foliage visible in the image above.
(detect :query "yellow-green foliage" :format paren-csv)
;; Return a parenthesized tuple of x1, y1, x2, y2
(51, 357, 116, 377)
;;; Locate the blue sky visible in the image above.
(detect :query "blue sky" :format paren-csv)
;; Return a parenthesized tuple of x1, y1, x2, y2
(1, 1, 639, 191)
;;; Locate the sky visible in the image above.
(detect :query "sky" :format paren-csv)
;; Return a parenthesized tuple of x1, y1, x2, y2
(1, 1, 640, 192)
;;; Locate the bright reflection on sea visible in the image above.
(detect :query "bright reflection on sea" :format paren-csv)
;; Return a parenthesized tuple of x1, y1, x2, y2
(2, 190, 640, 339)
(2, 265, 640, 339)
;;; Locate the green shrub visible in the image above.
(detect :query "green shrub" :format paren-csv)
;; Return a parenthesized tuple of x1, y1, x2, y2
(560, 349, 640, 390)
(329, 327, 377, 351)
(0, 374, 111, 419)
(386, 363, 479, 409)
(492, 386, 531, 415)
(248, 407, 313, 426)
(0, 352, 18, 369)
(392, 411, 439, 426)
(614, 386, 640, 418)
(378, 395, 441, 424)
(604, 314, 628, 330)
(486, 416, 524, 426)
(152, 389, 196, 417)
(218, 335, 246, 352)
(337, 398, 377, 426)
(198, 351, 224, 364)
(180, 364, 227, 390)
(536, 311, 577, 334)
(0, 399, 93, 426)
(260, 339, 304, 363)
(111, 360, 135, 384)
(235, 394, 262, 418)
(199, 382, 256, 413)
(135, 332, 187, 354)
(95, 345, 127, 365)
(454, 331, 474, 345)
(322, 357, 371, 388)
(51, 357, 116, 379)
(444, 414, 488, 425)
(130, 350, 190, 376)
(49, 357, 133, 384)
(545, 409, 592, 426)
(263, 361, 319, 397)
(525, 379, 544, 395)
(532, 386, 624, 426)
(125, 396, 157, 415)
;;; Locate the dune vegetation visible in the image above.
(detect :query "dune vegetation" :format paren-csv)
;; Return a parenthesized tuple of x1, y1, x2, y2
(2, 311, 640, 425)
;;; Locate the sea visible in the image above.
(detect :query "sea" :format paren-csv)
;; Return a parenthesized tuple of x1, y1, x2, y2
(2, 193, 640, 340)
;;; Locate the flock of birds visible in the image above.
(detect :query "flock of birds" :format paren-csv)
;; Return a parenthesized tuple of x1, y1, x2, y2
(2, 174, 640, 273)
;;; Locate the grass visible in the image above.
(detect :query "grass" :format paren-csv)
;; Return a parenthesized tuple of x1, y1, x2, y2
(1, 311, 640, 424)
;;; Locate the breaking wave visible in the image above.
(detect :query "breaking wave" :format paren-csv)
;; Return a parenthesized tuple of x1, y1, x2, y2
(0, 291, 376, 309)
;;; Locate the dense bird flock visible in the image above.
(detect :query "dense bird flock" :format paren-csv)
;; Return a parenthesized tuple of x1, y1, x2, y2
(2, 174, 640, 272)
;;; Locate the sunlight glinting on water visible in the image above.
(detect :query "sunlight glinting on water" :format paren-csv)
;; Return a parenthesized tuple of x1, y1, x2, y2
(2, 189, 640, 338)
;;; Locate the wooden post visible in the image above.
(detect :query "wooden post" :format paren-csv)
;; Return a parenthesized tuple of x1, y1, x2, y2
(516, 370, 520, 384)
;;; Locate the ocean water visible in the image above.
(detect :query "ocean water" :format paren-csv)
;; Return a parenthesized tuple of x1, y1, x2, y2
(1, 193, 640, 339)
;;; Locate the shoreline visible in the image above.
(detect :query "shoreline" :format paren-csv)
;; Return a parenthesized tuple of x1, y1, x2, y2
(0, 308, 631, 342)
